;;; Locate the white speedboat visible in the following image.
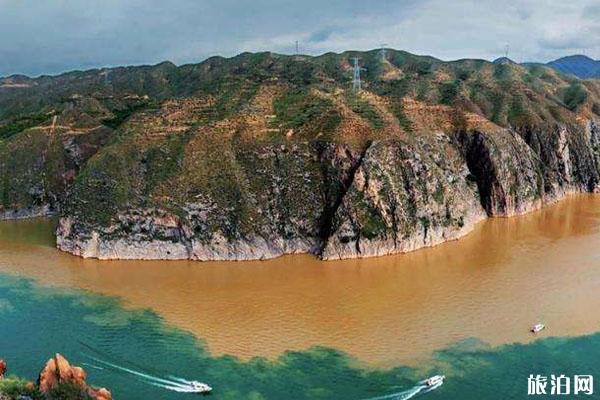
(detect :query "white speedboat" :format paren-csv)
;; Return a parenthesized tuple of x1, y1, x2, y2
(531, 323, 545, 333)
(189, 381, 212, 393)
(424, 375, 445, 387)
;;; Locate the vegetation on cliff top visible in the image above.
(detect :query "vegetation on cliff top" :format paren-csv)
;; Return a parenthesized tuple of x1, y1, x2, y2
(1, 49, 600, 244)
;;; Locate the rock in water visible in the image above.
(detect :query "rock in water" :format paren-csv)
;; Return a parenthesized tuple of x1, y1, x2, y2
(38, 354, 111, 400)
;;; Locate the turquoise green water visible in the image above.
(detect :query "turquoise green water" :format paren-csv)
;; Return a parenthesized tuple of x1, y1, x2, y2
(0, 272, 598, 399)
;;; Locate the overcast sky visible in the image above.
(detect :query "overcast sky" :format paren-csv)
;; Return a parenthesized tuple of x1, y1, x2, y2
(1, 0, 599, 77)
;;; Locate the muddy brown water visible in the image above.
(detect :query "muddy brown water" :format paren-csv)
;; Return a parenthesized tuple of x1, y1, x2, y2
(1, 194, 600, 367)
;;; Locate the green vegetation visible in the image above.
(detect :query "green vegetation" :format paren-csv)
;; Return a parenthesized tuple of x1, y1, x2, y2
(1, 48, 600, 235)
(141, 135, 188, 198)
(346, 94, 385, 129)
(0, 377, 42, 400)
(438, 80, 460, 105)
(103, 102, 151, 129)
(389, 100, 413, 132)
(68, 143, 142, 224)
(274, 90, 334, 130)
(0, 112, 50, 140)
(493, 63, 513, 80)
(564, 83, 588, 111)
(0, 377, 97, 399)
(507, 94, 536, 127)
(47, 382, 93, 400)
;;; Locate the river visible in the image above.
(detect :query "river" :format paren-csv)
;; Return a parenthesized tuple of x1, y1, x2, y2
(1, 194, 599, 399)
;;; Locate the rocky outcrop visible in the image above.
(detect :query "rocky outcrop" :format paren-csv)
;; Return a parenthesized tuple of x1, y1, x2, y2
(56, 214, 314, 261)
(57, 134, 486, 261)
(0, 205, 54, 220)
(38, 354, 111, 400)
(55, 121, 600, 261)
(458, 129, 544, 216)
(457, 123, 600, 218)
(321, 135, 486, 259)
(3, 50, 600, 262)
(0, 356, 110, 400)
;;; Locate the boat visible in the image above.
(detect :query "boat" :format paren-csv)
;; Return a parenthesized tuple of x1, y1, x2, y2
(424, 375, 445, 387)
(189, 381, 212, 393)
(531, 323, 545, 333)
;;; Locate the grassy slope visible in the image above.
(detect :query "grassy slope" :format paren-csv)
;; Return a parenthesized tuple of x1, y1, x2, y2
(1, 50, 600, 224)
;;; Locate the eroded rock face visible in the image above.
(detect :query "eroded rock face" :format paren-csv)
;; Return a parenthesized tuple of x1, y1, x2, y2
(56, 133, 488, 261)
(457, 124, 600, 218)
(322, 135, 486, 259)
(37, 354, 111, 400)
(2, 50, 600, 262)
(0, 205, 54, 221)
(56, 122, 600, 261)
(0, 121, 114, 220)
(458, 129, 543, 216)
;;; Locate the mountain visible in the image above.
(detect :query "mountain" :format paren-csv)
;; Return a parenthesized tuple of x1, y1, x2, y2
(547, 55, 600, 79)
(1, 49, 600, 261)
(492, 57, 517, 65)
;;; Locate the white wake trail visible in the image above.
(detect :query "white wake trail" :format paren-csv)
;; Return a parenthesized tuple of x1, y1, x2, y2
(420, 381, 443, 394)
(86, 355, 193, 390)
(167, 376, 194, 385)
(81, 362, 104, 371)
(364, 385, 426, 400)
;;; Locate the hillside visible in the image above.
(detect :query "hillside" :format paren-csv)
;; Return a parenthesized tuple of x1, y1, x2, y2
(2, 49, 600, 260)
(547, 55, 600, 79)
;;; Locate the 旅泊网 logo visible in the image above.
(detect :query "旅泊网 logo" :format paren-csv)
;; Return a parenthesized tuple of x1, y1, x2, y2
(528, 374, 593, 396)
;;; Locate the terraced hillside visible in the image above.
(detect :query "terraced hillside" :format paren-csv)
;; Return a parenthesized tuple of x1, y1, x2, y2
(2, 50, 600, 260)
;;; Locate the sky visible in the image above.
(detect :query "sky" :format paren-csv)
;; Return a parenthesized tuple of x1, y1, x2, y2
(1, 0, 599, 77)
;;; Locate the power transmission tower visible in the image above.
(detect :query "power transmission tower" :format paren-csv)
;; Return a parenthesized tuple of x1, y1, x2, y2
(295, 40, 299, 55)
(352, 57, 364, 91)
(504, 44, 510, 59)
(380, 43, 388, 62)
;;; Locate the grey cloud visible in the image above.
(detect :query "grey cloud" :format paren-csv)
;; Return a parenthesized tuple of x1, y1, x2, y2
(538, 27, 600, 51)
(0, 0, 599, 76)
(308, 28, 337, 44)
(0, 0, 421, 76)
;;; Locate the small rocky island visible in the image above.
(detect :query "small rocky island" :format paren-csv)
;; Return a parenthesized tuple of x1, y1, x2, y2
(0, 354, 111, 400)
(1, 50, 600, 261)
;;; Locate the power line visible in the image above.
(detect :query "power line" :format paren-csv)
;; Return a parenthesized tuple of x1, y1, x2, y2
(352, 57, 365, 92)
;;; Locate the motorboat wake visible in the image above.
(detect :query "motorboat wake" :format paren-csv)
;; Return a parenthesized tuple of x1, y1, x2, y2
(363, 375, 445, 400)
(83, 354, 212, 394)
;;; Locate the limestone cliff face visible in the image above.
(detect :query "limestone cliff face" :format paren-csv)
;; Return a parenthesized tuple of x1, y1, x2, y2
(0, 113, 115, 219)
(458, 129, 544, 216)
(3, 50, 600, 261)
(56, 139, 327, 260)
(321, 135, 486, 259)
(55, 122, 600, 261)
(458, 124, 600, 218)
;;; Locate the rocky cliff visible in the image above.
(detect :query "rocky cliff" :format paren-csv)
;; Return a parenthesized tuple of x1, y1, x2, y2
(0, 355, 111, 400)
(2, 50, 600, 260)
